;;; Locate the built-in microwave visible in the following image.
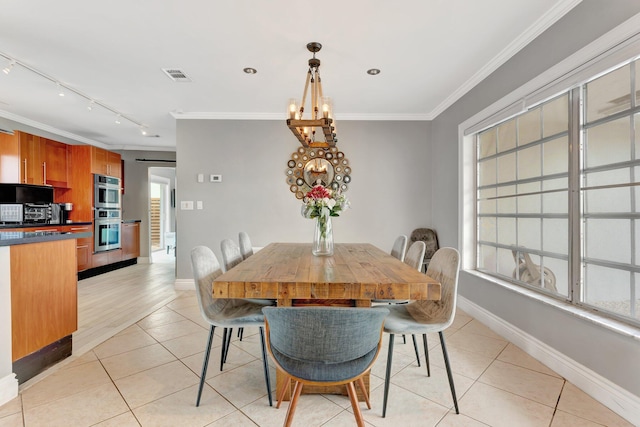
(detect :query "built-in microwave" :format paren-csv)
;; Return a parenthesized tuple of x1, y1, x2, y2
(94, 174, 121, 209)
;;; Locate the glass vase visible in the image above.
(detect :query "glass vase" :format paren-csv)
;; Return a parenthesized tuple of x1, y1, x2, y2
(312, 216, 334, 256)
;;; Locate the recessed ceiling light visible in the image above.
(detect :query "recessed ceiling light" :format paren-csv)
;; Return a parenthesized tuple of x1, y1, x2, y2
(243, 67, 257, 74)
(367, 68, 381, 75)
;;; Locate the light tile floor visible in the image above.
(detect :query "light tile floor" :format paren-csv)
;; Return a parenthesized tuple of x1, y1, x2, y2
(0, 293, 634, 426)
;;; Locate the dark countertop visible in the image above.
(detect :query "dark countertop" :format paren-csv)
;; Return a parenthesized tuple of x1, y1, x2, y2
(0, 231, 92, 247)
(122, 219, 141, 223)
(0, 222, 92, 230)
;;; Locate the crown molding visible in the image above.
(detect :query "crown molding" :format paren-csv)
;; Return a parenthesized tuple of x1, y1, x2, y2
(171, 111, 432, 121)
(0, 109, 108, 147)
(428, 0, 582, 119)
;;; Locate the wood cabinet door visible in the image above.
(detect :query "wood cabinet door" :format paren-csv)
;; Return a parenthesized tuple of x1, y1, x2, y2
(122, 222, 140, 260)
(107, 151, 122, 178)
(18, 132, 43, 185)
(0, 132, 20, 183)
(43, 138, 69, 187)
(67, 224, 93, 271)
(91, 146, 108, 175)
(11, 239, 77, 361)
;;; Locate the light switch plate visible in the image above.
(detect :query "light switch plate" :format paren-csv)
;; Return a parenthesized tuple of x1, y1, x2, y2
(196, 201, 203, 209)
(197, 174, 204, 183)
(210, 174, 222, 182)
(181, 201, 194, 210)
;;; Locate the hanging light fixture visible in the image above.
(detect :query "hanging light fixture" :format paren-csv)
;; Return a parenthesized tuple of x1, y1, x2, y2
(286, 42, 337, 148)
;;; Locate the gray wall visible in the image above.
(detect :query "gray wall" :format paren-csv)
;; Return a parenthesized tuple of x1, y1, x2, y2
(119, 150, 177, 258)
(430, 0, 640, 396)
(175, 119, 431, 279)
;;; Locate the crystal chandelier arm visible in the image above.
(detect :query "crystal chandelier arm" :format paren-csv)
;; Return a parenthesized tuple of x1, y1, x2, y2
(300, 70, 312, 119)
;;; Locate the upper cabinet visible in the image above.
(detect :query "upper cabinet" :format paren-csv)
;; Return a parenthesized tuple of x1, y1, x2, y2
(19, 132, 43, 185)
(43, 138, 69, 188)
(0, 132, 70, 187)
(91, 147, 121, 178)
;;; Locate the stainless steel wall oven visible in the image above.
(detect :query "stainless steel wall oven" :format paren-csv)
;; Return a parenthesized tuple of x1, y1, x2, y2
(94, 208, 121, 252)
(94, 174, 120, 209)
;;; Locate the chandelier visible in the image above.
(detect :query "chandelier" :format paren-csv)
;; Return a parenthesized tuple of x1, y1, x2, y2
(286, 42, 337, 148)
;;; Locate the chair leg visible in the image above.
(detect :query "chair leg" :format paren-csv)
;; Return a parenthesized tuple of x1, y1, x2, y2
(356, 376, 371, 409)
(276, 375, 290, 409)
(219, 328, 228, 371)
(196, 325, 215, 406)
(422, 333, 430, 377)
(284, 380, 304, 427)
(223, 327, 233, 364)
(411, 334, 421, 367)
(346, 381, 365, 427)
(439, 331, 459, 414)
(402, 334, 406, 344)
(259, 327, 273, 407)
(382, 334, 395, 418)
(238, 327, 244, 341)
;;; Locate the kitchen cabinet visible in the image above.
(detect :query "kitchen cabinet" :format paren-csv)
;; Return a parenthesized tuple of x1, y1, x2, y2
(10, 238, 77, 361)
(3, 224, 94, 272)
(42, 138, 69, 188)
(19, 132, 43, 185)
(0, 131, 45, 185)
(0, 132, 70, 187)
(64, 224, 92, 272)
(91, 147, 121, 178)
(121, 222, 140, 260)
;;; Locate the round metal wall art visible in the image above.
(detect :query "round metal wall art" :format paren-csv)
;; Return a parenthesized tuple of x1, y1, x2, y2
(285, 146, 352, 199)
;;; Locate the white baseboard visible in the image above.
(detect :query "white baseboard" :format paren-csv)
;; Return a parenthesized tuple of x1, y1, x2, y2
(0, 373, 18, 407)
(458, 296, 640, 426)
(174, 279, 195, 291)
(137, 257, 150, 264)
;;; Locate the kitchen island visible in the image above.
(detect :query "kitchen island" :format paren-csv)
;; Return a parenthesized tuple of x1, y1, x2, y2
(0, 230, 90, 406)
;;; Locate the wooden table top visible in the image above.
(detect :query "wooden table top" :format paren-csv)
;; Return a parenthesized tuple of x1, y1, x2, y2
(212, 243, 441, 304)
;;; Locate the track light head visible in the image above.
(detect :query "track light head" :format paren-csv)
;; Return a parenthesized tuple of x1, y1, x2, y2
(2, 60, 15, 75)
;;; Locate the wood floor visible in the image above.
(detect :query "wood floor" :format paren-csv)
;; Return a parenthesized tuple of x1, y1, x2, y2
(75, 257, 180, 356)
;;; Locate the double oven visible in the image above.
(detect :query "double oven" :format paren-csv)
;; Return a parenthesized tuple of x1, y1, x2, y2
(94, 174, 121, 252)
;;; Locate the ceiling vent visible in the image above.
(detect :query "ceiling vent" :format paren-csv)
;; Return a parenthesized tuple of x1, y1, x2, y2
(162, 68, 192, 82)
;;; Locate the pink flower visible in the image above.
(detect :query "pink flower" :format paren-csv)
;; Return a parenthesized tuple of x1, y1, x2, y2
(306, 185, 331, 200)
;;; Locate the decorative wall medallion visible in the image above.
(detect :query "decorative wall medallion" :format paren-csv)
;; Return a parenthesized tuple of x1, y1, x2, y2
(285, 146, 351, 199)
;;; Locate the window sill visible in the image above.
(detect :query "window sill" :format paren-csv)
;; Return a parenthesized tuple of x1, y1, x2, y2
(463, 270, 640, 342)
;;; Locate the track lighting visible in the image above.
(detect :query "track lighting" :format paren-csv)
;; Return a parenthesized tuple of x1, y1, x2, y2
(1, 51, 150, 136)
(2, 60, 15, 75)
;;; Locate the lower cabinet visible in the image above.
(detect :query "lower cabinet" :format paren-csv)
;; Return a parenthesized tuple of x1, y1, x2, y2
(62, 224, 92, 272)
(122, 222, 140, 260)
(10, 239, 77, 361)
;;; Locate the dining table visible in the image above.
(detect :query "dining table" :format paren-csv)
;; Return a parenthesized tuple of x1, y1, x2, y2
(212, 242, 441, 400)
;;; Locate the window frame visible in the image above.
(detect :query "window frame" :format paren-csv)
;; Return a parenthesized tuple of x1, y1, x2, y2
(459, 17, 640, 328)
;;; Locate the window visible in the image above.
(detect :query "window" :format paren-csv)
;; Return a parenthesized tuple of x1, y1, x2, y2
(475, 58, 640, 325)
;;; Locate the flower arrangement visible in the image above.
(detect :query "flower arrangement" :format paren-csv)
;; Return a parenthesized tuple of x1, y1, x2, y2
(301, 185, 349, 228)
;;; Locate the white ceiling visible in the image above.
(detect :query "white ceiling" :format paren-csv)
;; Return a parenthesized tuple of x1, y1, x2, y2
(0, 0, 581, 151)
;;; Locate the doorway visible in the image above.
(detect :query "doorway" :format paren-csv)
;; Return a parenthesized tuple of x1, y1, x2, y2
(149, 168, 176, 264)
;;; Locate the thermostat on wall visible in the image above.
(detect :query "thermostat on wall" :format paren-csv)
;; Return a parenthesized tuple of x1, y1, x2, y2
(210, 174, 222, 183)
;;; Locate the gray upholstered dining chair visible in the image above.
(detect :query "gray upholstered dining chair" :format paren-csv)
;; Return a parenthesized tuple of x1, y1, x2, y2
(374, 241, 426, 366)
(262, 306, 389, 427)
(390, 234, 408, 262)
(220, 238, 275, 350)
(190, 245, 272, 407)
(220, 238, 243, 272)
(239, 231, 254, 260)
(382, 247, 461, 417)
